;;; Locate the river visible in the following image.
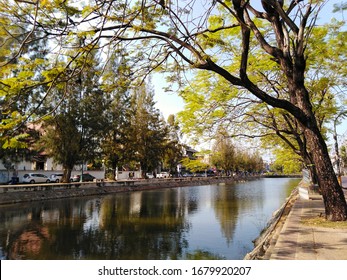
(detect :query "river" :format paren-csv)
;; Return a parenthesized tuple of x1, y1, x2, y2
(0, 177, 300, 260)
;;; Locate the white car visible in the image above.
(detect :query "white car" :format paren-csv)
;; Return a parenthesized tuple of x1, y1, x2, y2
(157, 172, 170, 178)
(23, 173, 51, 184)
(50, 173, 64, 183)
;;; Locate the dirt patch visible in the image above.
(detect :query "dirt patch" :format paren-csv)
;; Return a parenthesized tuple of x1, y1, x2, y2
(301, 217, 347, 229)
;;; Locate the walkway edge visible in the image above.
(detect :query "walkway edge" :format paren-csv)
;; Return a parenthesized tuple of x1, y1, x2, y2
(244, 188, 299, 260)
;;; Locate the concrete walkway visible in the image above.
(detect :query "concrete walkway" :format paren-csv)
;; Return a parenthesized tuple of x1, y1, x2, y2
(269, 184, 347, 260)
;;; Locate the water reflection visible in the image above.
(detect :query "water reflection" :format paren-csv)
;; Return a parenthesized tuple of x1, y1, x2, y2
(0, 178, 299, 260)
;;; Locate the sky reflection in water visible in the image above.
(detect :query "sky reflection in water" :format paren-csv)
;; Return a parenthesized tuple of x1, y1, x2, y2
(0, 178, 299, 260)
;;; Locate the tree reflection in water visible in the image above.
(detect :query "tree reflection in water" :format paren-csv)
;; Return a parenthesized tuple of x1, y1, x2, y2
(0, 178, 300, 260)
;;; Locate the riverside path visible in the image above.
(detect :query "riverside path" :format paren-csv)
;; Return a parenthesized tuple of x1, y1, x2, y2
(267, 177, 347, 260)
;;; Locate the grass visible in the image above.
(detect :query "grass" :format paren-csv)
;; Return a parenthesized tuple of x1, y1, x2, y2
(301, 217, 347, 228)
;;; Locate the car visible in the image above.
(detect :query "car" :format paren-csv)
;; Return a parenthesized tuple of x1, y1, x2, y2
(157, 172, 170, 178)
(50, 173, 64, 183)
(182, 172, 193, 177)
(23, 173, 51, 184)
(70, 173, 95, 182)
(146, 172, 154, 179)
(193, 172, 205, 177)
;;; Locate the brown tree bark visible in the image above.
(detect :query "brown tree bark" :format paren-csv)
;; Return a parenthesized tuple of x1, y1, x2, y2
(304, 126, 347, 220)
(63, 167, 72, 183)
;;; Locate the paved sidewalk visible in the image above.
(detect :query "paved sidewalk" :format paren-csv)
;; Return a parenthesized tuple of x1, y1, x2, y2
(269, 189, 347, 260)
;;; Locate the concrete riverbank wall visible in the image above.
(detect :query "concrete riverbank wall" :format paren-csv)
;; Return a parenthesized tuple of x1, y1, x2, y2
(244, 181, 302, 260)
(0, 176, 259, 205)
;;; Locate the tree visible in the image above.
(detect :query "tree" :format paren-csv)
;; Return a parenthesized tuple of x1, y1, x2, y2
(100, 50, 133, 179)
(127, 80, 168, 177)
(40, 115, 81, 182)
(333, 110, 347, 183)
(0, 11, 51, 177)
(180, 157, 210, 174)
(341, 146, 347, 170)
(272, 147, 302, 174)
(40, 50, 107, 182)
(162, 114, 184, 176)
(1, 1, 346, 220)
(232, 148, 263, 174)
(0, 10, 50, 148)
(211, 130, 236, 175)
(178, 20, 345, 186)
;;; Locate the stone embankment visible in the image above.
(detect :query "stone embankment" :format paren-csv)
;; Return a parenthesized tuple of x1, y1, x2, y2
(243, 187, 299, 260)
(0, 176, 253, 205)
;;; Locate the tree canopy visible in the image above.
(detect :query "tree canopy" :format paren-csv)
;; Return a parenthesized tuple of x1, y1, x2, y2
(0, 1, 347, 220)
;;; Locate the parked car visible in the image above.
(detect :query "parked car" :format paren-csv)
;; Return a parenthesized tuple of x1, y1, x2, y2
(146, 172, 154, 179)
(182, 172, 193, 177)
(70, 173, 95, 182)
(206, 170, 216, 177)
(23, 173, 51, 184)
(157, 172, 170, 178)
(193, 172, 205, 177)
(50, 173, 64, 183)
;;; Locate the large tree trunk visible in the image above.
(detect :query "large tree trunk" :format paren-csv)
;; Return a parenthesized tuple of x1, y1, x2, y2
(63, 167, 72, 183)
(287, 50, 347, 220)
(300, 145, 319, 186)
(293, 84, 347, 220)
(304, 123, 347, 221)
(306, 161, 319, 186)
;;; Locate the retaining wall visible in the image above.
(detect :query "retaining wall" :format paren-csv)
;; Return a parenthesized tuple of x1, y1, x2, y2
(0, 176, 253, 205)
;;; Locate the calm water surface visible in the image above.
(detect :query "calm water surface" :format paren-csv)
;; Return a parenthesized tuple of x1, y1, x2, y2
(0, 178, 300, 260)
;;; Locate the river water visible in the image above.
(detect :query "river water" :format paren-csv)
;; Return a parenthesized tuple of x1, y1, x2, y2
(0, 177, 300, 260)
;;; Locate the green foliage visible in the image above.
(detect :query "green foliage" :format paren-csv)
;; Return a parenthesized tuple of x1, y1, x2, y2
(178, 70, 240, 143)
(234, 149, 264, 173)
(341, 146, 347, 167)
(211, 130, 235, 173)
(272, 148, 302, 174)
(0, 9, 51, 147)
(179, 18, 346, 174)
(2, 133, 29, 149)
(126, 79, 169, 175)
(180, 157, 209, 173)
(0, 123, 42, 172)
(40, 115, 81, 170)
(162, 114, 184, 175)
(101, 54, 132, 174)
(37, 49, 109, 180)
